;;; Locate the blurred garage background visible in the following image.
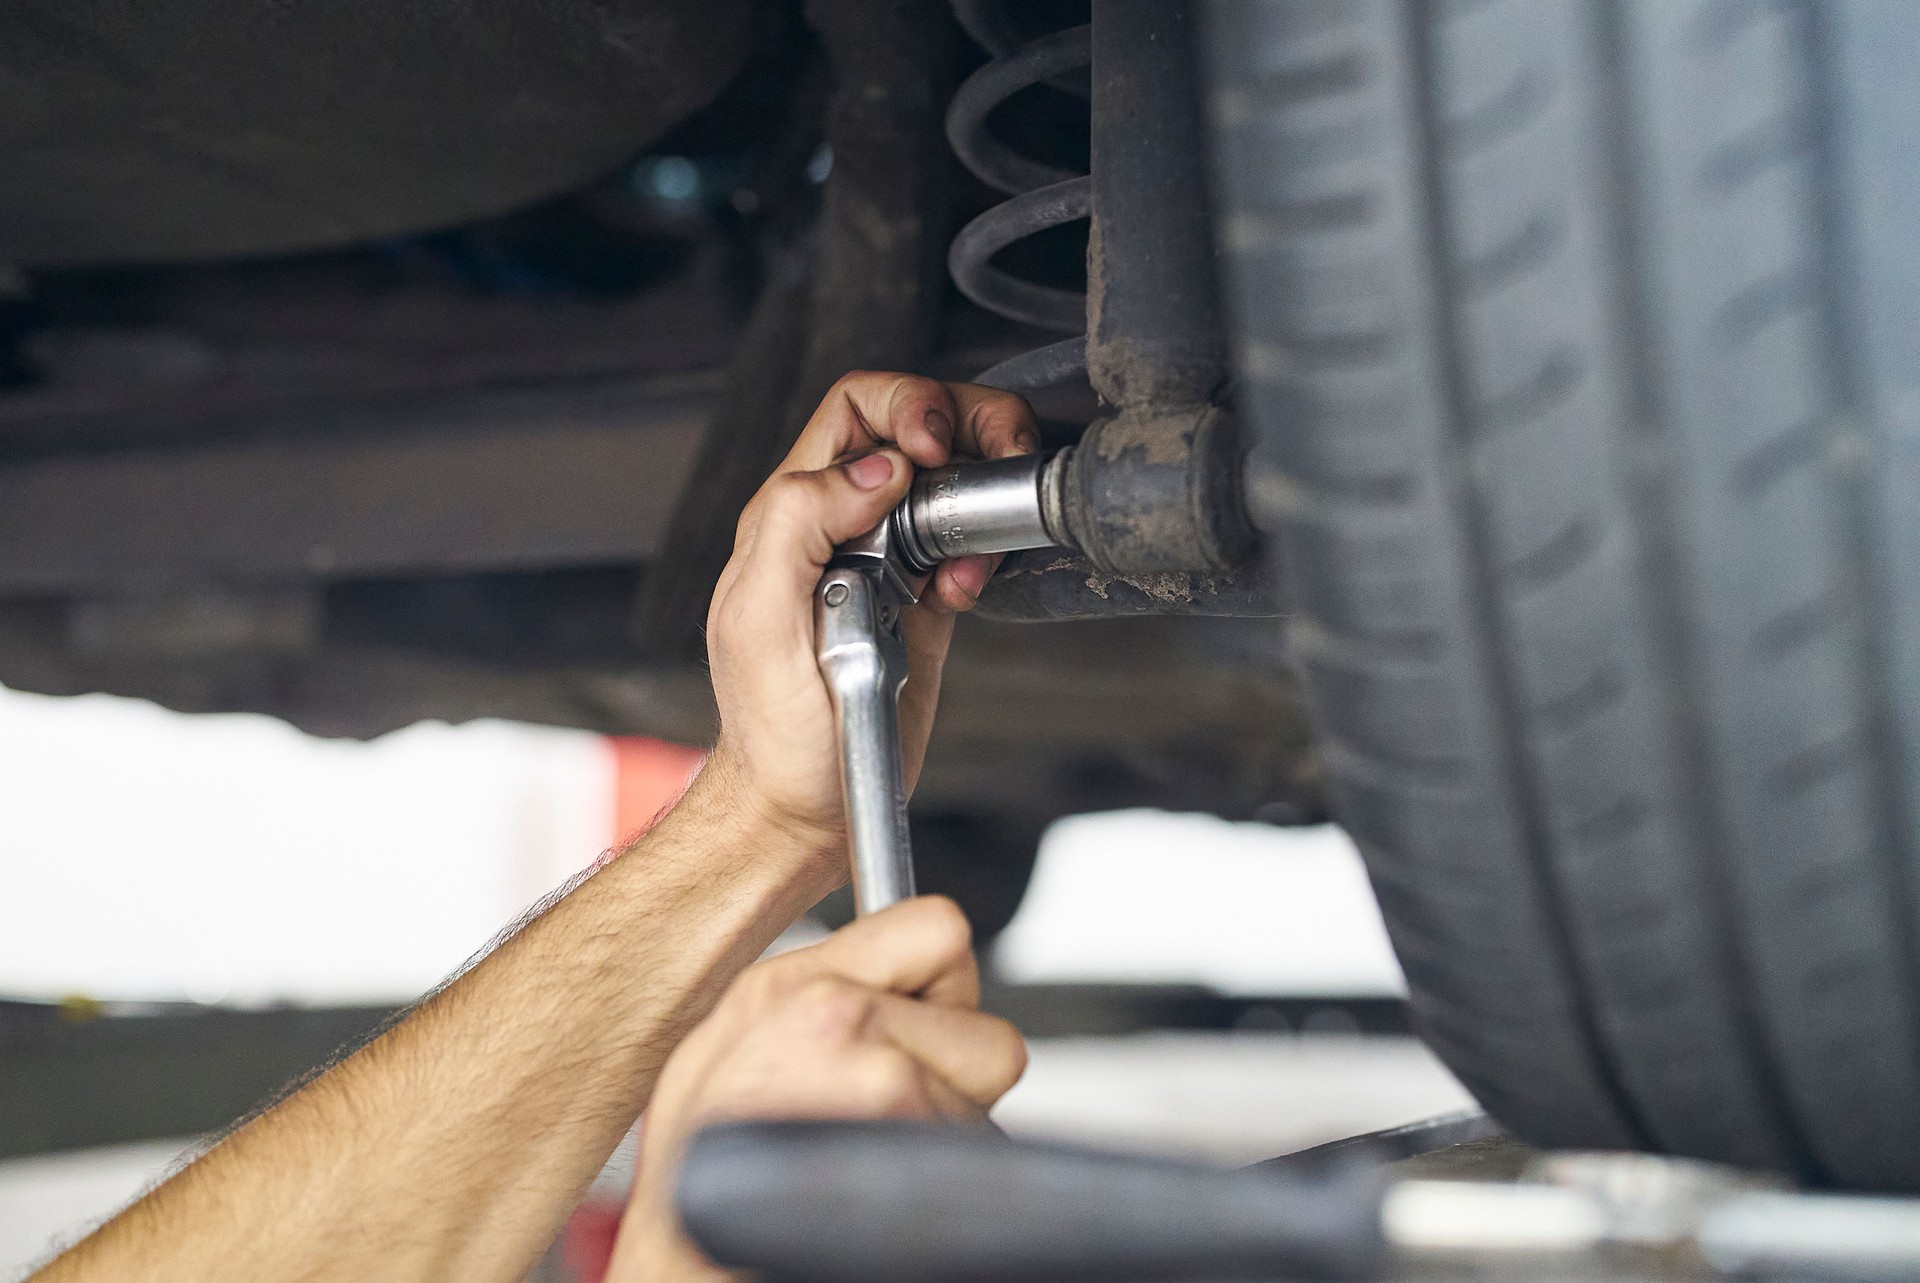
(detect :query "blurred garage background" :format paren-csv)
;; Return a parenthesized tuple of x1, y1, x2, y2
(0, 684, 1471, 1280)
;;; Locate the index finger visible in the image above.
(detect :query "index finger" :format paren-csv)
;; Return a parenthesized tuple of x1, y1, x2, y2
(866, 995, 1028, 1109)
(802, 896, 981, 1009)
(781, 372, 963, 474)
(780, 374, 1044, 476)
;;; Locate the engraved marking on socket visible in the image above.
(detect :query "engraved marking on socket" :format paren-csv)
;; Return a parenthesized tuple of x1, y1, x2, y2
(932, 472, 964, 552)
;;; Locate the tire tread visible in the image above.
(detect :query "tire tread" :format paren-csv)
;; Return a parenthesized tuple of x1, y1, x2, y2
(1204, 0, 1920, 1183)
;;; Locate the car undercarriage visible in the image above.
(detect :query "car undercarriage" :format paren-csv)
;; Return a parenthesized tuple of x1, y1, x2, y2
(0, 0, 1319, 937)
(10, 0, 1920, 1191)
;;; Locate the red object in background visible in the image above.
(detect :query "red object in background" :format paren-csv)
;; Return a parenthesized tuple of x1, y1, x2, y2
(609, 736, 708, 851)
(559, 1200, 626, 1282)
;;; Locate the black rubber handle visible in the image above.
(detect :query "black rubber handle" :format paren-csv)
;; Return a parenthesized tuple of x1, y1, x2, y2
(676, 1120, 1387, 1281)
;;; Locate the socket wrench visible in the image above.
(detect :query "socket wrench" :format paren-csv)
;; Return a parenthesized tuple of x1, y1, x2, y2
(814, 452, 1072, 914)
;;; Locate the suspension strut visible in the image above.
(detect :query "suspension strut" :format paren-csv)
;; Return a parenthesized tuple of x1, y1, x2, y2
(943, 9, 1092, 395)
(945, 2, 1275, 617)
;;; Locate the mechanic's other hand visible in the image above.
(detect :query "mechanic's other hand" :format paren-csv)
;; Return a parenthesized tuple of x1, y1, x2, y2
(704, 371, 1040, 857)
(605, 897, 1028, 1282)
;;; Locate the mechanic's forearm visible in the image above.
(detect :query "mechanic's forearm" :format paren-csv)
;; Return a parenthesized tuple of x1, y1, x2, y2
(33, 758, 839, 1283)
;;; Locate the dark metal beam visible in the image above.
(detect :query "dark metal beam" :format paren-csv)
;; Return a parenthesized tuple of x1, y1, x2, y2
(631, 0, 955, 660)
(0, 374, 716, 594)
(0, 1001, 395, 1158)
(0, 989, 1408, 1157)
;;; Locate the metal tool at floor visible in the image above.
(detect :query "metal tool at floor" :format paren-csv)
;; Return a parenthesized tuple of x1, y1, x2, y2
(679, 1117, 1920, 1282)
(814, 452, 1072, 914)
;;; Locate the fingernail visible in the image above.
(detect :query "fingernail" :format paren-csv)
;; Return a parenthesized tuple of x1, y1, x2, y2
(1015, 429, 1040, 453)
(925, 406, 954, 444)
(950, 555, 992, 601)
(846, 451, 897, 490)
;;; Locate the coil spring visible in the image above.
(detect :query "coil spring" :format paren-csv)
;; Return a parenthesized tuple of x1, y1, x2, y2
(945, 4, 1091, 393)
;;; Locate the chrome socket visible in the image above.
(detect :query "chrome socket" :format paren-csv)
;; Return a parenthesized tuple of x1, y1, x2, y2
(889, 450, 1075, 575)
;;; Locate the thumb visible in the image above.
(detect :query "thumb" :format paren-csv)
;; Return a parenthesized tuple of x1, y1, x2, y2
(736, 448, 913, 593)
(841, 449, 905, 498)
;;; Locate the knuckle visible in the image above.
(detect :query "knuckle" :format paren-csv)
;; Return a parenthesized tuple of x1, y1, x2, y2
(792, 974, 870, 1029)
(971, 392, 1040, 442)
(862, 1050, 925, 1112)
(762, 470, 820, 511)
(709, 589, 748, 636)
(900, 375, 950, 420)
(734, 961, 785, 1006)
(739, 475, 803, 531)
(916, 895, 974, 955)
(986, 1018, 1029, 1090)
(734, 493, 763, 540)
(974, 385, 1030, 415)
(756, 475, 836, 541)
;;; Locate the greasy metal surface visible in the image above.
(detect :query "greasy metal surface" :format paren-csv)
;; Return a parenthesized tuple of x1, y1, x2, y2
(1086, 0, 1226, 412)
(1062, 405, 1254, 575)
(975, 336, 1088, 397)
(975, 549, 1281, 622)
(986, 0, 1253, 599)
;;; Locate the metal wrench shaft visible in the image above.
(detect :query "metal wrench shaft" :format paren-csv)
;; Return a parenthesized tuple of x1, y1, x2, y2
(815, 564, 915, 914)
(814, 452, 1070, 915)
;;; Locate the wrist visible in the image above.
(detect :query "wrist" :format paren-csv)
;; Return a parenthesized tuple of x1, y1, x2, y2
(698, 744, 845, 873)
(652, 748, 845, 903)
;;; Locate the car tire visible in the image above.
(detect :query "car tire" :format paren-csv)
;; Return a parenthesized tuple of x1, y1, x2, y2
(1203, 0, 1920, 1188)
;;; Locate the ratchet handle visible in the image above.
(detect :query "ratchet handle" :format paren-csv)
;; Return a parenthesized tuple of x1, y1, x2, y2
(678, 1120, 1388, 1282)
(815, 565, 915, 914)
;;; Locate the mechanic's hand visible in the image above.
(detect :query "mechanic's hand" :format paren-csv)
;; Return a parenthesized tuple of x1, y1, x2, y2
(604, 896, 1028, 1282)
(703, 371, 1039, 855)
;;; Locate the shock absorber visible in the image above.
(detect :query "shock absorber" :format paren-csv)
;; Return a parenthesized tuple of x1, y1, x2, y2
(943, 6, 1091, 394)
(944, 2, 1275, 621)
